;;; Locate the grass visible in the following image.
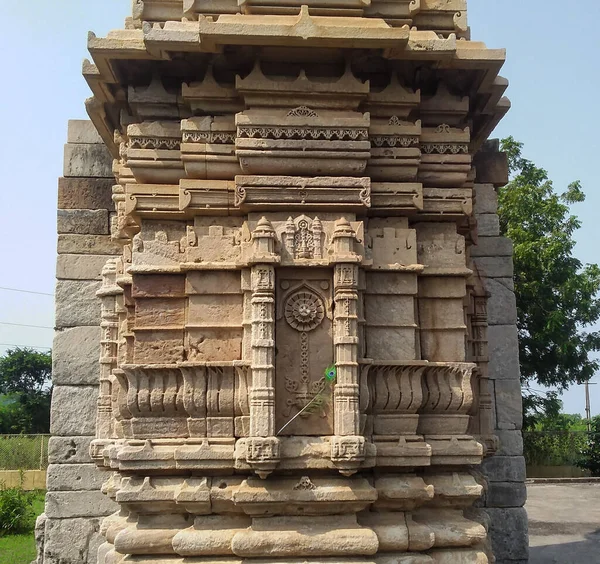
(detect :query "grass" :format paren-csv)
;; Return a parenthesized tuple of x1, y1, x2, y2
(0, 490, 45, 564)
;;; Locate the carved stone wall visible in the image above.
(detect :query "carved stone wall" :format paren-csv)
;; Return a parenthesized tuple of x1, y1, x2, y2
(38, 2, 524, 563)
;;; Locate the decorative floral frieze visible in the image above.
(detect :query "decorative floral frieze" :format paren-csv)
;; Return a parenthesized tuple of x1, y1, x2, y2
(237, 126, 369, 141)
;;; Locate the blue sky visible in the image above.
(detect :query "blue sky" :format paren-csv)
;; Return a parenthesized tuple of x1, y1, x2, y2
(0, 1, 598, 416)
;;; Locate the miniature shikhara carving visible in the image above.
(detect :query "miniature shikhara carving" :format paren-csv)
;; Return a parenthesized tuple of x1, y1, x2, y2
(54, 0, 511, 562)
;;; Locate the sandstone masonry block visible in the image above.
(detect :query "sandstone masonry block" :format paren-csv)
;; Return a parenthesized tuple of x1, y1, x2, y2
(473, 184, 498, 215)
(494, 379, 523, 431)
(472, 256, 514, 279)
(484, 278, 517, 326)
(471, 236, 513, 257)
(485, 507, 529, 561)
(495, 430, 524, 457)
(53, 327, 101, 386)
(43, 516, 103, 564)
(476, 214, 500, 237)
(58, 234, 122, 256)
(485, 481, 527, 508)
(482, 456, 526, 483)
(67, 119, 104, 144)
(55, 280, 102, 327)
(50, 386, 99, 436)
(473, 151, 509, 187)
(58, 177, 115, 211)
(488, 325, 520, 381)
(48, 436, 94, 464)
(56, 254, 113, 281)
(57, 209, 109, 235)
(46, 464, 108, 492)
(45, 491, 117, 519)
(63, 144, 113, 178)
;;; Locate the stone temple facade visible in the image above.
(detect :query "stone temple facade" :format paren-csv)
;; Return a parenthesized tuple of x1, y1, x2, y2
(38, 1, 528, 563)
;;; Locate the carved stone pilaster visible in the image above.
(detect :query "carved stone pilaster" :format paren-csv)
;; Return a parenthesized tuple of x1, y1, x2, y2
(92, 259, 123, 466)
(247, 264, 279, 476)
(332, 259, 362, 474)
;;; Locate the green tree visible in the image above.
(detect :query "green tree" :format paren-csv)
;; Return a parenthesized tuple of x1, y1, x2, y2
(0, 348, 52, 434)
(499, 137, 600, 427)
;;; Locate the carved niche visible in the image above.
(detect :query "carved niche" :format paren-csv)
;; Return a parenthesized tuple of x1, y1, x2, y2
(275, 269, 334, 436)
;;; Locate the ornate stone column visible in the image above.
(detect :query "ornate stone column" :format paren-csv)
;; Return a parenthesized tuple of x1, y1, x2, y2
(330, 219, 365, 475)
(246, 218, 281, 477)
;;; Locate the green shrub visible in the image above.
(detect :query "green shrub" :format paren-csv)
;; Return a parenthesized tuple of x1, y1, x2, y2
(0, 480, 36, 536)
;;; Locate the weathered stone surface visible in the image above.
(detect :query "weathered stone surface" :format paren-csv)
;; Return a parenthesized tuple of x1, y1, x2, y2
(57, 209, 109, 235)
(482, 456, 526, 483)
(55, 280, 102, 327)
(58, 234, 122, 255)
(63, 143, 113, 178)
(67, 119, 104, 144)
(56, 254, 113, 281)
(58, 177, 115, 210)
(44, 516, 105, 564)
(473, 184, 498, 215)
(476, 214, 500, 237)
(45, 492, 117, 518)
(485, 507, 529, 561)
(473, 150, 509, 188)
(472, 256, 514, 278)
(484, 277, 517, 326)
(46, 464, 108, 491)
(470, 236, 513, 257)
(494, 379, 523, 431)
(50, 386, 99, 436)
(487, 325, 520, 380)
(485, 481, 527, 508)
(495, 430, 524, 457)
(48, 436, 94, 464)
(53, 326, 101, 385)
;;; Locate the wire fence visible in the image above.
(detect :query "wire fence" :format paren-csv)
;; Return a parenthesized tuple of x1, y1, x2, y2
(523, 430, 598, 467)
(0, 435, 49, 470)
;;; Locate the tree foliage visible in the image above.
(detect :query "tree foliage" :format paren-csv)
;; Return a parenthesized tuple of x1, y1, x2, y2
(0, 348, 52, 434)
(498, 137, 600, 423)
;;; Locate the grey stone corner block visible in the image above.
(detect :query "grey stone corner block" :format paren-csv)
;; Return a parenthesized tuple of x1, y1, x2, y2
(483, 277, 517, 327)
(495, 430, 524, 457)
(476, 214, 500, 237)
(53, 327, 101, 386)
(473, 184, 499, 215)
(55, 280, 102, 328)
(57, 209, 110, 236)
(43, 516, 104, 564)
(485, 507, 529, 561)
(63, 143, 113, 179)
(484, 481, 527, 509)
(482, 455, 526, 483)
(56, 253, 114, 281)
(472, 256, 514, 279)
(487, 324, 521, 381)
(494, 379, 524, 431)
(44, 491, 117, 519)
(48, 436, 94, 465)
(471, 236, 514, 258)
(50, 386, 99, 437)
(46, 463, 109, 492)
(67, 119, 103, 144)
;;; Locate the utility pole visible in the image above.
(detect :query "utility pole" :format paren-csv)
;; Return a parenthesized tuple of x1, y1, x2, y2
(582, 381, 598, 432)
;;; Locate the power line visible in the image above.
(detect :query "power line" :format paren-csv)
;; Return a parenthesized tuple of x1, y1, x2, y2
(0, 322, 53, 329)
(0, 344, 52, 350)
(0, 287, 54, 297)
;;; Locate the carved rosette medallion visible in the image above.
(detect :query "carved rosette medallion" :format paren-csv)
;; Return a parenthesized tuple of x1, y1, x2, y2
(284, 289, 325, 332)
